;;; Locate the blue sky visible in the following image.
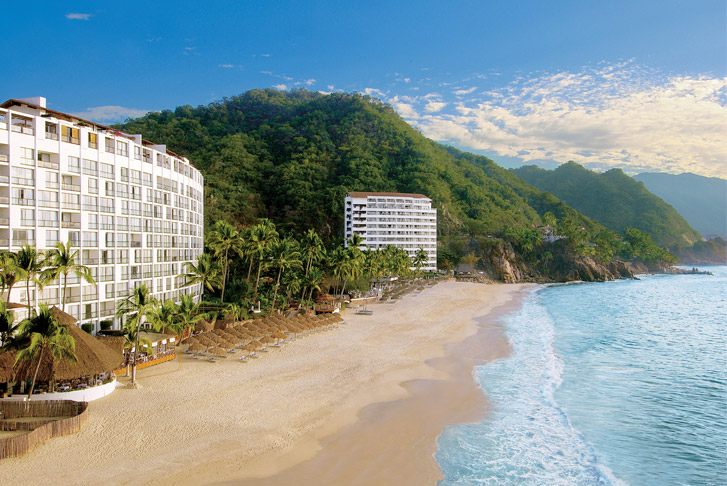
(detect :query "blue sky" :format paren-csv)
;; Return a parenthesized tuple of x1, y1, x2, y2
(2, 1, 725, 177)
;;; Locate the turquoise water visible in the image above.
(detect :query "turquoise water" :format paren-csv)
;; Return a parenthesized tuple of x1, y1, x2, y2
(436, 266, 727, 485)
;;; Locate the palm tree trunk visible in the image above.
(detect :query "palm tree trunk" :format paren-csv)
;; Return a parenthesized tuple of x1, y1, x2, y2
(62, 272, 68, 312)
(271, 267, 283, 312)
(27, 345, 45, 399)
(247, 257, 254, 281)
(221, 248, 229, 303)
(298, 286, 307, 309)
(26, 277, 32, 316)
(340, 278, 348, 300)
(132, 318, 142, 386)
(255, 255, 264, 293)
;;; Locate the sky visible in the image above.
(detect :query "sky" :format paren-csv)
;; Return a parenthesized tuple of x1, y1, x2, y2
(2, 1, 725, 178)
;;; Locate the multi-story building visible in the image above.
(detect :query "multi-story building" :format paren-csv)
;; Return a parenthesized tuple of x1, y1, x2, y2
(0, 97, 204, 330)
(344, 192, 437, 271)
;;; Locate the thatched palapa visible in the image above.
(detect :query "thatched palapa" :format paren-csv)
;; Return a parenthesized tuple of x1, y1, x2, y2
(9, 308, 124, 383)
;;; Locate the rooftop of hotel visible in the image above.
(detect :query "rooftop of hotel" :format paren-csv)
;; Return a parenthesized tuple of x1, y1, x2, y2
(347, 191, 430, 199)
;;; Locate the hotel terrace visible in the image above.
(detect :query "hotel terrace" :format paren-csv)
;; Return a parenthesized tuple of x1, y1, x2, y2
(344, 192, 437, 271)
(0, 97, 204, 331)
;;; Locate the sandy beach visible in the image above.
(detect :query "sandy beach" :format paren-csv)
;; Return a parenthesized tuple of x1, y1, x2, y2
(0, 281, 526, 486)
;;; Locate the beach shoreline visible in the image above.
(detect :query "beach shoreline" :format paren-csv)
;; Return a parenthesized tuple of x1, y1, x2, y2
(0, 281, 528, 486)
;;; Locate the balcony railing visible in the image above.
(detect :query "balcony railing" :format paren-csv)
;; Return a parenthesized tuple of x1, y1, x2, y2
(38, 160, 59, 170)
(12, 198, 34, 206)
(0, 217, 8, 226)
(61, 221, 81, 229)
(62, 183, 81, 192)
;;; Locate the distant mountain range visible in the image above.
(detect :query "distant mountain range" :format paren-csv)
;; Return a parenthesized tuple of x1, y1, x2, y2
(511, 162, 701, 250)
(634, 173, 726, 239)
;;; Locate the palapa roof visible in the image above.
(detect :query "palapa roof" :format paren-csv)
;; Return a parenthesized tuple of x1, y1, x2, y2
(3, 307, 124, 383)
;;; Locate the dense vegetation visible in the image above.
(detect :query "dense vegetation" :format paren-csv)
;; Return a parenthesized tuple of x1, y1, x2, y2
(117, 89, 679, 277)
(512, 162, 702, 250)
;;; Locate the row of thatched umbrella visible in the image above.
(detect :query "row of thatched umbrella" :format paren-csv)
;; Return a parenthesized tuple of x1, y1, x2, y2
(183, 313, 344, 358)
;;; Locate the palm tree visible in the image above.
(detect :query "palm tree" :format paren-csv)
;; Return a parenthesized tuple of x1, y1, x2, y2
(17, 245, 47, 316)
(177, 294, 202, 338)
(15, 304, 77, 399)
(121, 325, 153, 375)
(300, 229, 325, 276)
(182, 253, 221, 296)
(0, 300, 19, 346)
(116, 284, 156, 386)
(249, 219, 279, 293)
(148, 299, 181, 336)
(412, 248, 428, 276)
(303, 267, 324, 308)
(208, 221, 243, 303)
(269, 238, 302, 312)
(43, 241, 95, 312)
(0, 251, 25, 302)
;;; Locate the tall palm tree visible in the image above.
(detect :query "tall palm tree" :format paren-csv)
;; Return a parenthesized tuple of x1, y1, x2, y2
(43, 241, 95, 312)
(303, 266, 324, 308)
(15, 304, 77, 399)
(17, 245, 47, 316)
(176, 294, 202, 339)
(116, 284, 156, 386)
(300, 229, 324, 276)
(412, 248, 428, 276)
(182, 253, 221, 296)
(249, 219, 279, 293)
(208, 221, 243, 303)
(269, 238, 302, 312)
(0, 251, 25, 303)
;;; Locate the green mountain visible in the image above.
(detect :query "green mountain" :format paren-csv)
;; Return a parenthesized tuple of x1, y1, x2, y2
(116, 89, 677, 280)
(634, 172, 727, 239)
(512, 162, 702, 250)
(117, 89, 597, 242)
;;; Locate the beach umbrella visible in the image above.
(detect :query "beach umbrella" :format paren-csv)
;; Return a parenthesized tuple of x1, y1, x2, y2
(209, 347, 228, 356)
(260, 336, 275, 345)
(188, 342, 207, 353)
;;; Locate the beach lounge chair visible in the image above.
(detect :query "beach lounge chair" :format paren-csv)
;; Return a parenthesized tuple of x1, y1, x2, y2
(207, 357, 217, 362)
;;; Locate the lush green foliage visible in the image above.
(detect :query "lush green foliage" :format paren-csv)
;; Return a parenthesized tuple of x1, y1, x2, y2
(512, 162, 702, 249)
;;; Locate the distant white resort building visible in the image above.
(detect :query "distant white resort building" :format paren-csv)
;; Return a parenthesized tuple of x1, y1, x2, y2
(0, 97, 204, 331)
(344, 192, 437, 271)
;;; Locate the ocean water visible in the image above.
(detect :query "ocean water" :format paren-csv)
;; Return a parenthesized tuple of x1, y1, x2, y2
(436, 266, 727, 486)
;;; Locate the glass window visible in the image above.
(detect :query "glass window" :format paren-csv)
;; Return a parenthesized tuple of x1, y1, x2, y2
(88, 132, 97, 149)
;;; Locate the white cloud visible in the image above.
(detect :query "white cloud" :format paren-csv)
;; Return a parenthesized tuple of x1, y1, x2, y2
(454, 87, 477, 96)
(390, 63, 727, 178)
(364, 88, 386, 98)
(218, 64, 234, 69)
(70, 106, 150, 123)
(304, 79, 316, 86)
(184, 47, 200, 56)
(66, 13, 91, 20)
(273, 84, 288, 90)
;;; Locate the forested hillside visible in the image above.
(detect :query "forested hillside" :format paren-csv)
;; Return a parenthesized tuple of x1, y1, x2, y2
(118, 90, 594, 240)
(117, 89, 677, 280)
(512, 162, 702, 250)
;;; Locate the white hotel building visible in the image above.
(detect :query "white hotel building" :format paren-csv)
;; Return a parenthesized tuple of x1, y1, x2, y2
(344, 192, 437, 271)
(0, 97, 204, 330)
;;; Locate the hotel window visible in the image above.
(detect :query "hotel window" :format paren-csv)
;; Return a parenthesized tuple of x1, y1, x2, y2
(105, 181, 114, 196)
(88, 177, 99, 194)
(45, 122, 59, 140)
(82, 159, 98, 176)
(105, 232, 114, 247)
(88, 214, 98, 230)
(134, 146, 142, 160)
(117, 141, 128, 157)
(117, 216, 128, 231)
(142, 172, 153, 187)
(19, 147, 34, 165)
(61, 126, 79, 144)
(118, 249, 129, 264)
(37, 190, 57, 208)
(46, 230, 59, 247)
(100, 163, 114, 179)
(142, 149, 151, 163)
(99, 198, 114, 213)
(68, 156, 81, 173)
(130, 186, 141, 200)
(13, 229, 34, 245)
(105, 137, 115, 153)
(39, 210, 58, 227)
(88, 132, 97, 149)
(100, 215, 114, 230)
(11, 167, 34, 186)
(20, 209, 34, 226)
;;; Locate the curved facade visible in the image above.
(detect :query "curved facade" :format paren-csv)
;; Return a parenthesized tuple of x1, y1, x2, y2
(0, 97, 204, 330)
